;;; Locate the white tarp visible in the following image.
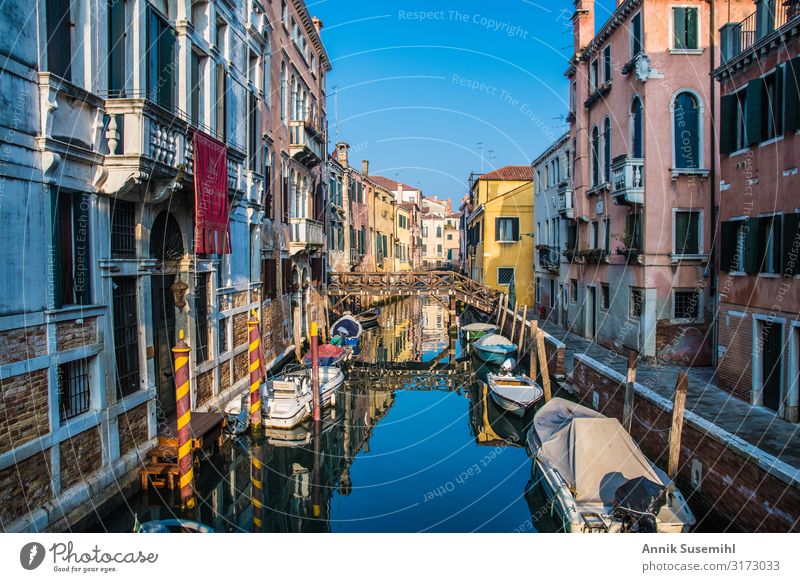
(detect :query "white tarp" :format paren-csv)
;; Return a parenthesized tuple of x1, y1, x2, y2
(532, 398, 666, 504)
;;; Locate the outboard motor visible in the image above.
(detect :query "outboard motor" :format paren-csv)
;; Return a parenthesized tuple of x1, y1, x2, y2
(500, 358, 516, 374)
(611, 477, 667, 533)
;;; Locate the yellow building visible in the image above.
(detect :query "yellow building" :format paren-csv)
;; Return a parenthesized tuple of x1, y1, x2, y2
(466, 166, 535, 306)
(367, 173, 396, 272)
(395, 205, 413, 271)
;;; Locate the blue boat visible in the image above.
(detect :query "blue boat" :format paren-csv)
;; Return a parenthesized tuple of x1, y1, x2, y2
(330, 314, 363, 342)
(472, 333, 517, 365)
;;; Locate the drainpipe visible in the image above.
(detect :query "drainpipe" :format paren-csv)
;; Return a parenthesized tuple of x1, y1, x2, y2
(708, 0, 719, 367)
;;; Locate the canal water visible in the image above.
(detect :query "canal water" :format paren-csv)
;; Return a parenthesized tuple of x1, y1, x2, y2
(96, 297, 556, 533)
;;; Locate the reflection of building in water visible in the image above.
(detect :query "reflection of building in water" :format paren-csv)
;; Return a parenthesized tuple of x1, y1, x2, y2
(358, 299, 420, 364)
(421, 299, 449, 357)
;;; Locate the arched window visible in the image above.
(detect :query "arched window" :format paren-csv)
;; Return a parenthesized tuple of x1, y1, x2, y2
(673, 91, 701, 169)
(264, 34, 271, 108)
(280, 62, 286, 121)
(603, 117, 612, 182)
(591, 125, 600, 186)
(631, 97, 643, 158)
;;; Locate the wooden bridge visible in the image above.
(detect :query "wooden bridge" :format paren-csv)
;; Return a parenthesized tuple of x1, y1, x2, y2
(327, 271, 500, 314)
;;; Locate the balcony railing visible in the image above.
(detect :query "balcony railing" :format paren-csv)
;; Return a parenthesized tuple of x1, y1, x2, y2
(537, 245, 560, 273)
(721, 1, 800, 61)
(289, 120, 323, 168)
(557, 180, 574, 219)
(611, 155, 644, 205)
(289, 218, 324, 251)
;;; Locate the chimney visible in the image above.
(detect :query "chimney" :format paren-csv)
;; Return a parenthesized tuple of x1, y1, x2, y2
(362, 160, 369, 178)
(312, 17, 323, 33)
(573, 0, 595, 55)
(336, 142, 349, 168)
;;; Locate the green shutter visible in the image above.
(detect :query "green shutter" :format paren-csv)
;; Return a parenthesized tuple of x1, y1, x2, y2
(785, 57, 800, 132)
(512, 218, 520, 241)
(685, 8, 698, 50)
(72, 194, 91, 305)
(720, 94, 736, 155)
(108, 0, 126, 96)
(783, 213, 800, 276)
(746, 79, 764, 146)
(673, 8, 686, 49)
(743, 218, 761, 274)
(720, 221, 736, 272)
(50, 187, 63, 309)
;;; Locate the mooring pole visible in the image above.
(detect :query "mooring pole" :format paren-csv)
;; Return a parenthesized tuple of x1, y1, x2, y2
(536, 329, 552, 402)
(172, 330, 195, 510)
(251, 443, 263, 532)
(311, 322, 321, 422)
(247, 310, 263, 434)
(499, 294, 509, 333)
(622, 349, 639, 432)
(510, 304, 519, 342)
(517, 305, 528, 352)
(667, 371, 688, 480)
(529, 320, 539, 382)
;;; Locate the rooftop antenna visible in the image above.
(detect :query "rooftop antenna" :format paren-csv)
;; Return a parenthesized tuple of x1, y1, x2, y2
(332, 85, 340, 143)
(552, 114, 567, 133)
(477, 142, 485, 173)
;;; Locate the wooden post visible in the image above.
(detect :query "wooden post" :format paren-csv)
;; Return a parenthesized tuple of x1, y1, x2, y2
(499, 294, 509, 334)
(510, 304, 519, 341)
(517, 306, 528, 352)
(667, 371, 688, 480)
(536, 329, 552, 402)
(529, 320, 538, 382)
(496, 293, 504, 324)
(622, 349, 638, 433)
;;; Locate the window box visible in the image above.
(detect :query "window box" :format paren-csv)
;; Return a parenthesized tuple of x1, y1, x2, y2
(577, 248, 610, 264)
(670, 168, 710, 180)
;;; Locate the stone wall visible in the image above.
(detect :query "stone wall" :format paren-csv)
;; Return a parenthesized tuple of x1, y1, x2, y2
(60, 426, 102, 490)
(0, 369, 50, 454)
(572, 354, 800, 532)
(0, 325, 46, 365)
(55, 318, 98, 352)
(118, 403, 150, 457)
(0, 452, 52, 528)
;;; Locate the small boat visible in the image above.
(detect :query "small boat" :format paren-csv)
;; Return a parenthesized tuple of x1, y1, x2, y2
(526, 398, 695, 533)
(472, 333, 517, 365)
(487, 372, 543, 416)
(223, 392, 250, 435)
(135, 517, 214, 533)
(356, 307, 381, 329)
(461, 322, 499, 342)
(330, 314, 363, 344)
(262, 366, 344, 429)
(303, 344, 350, 367)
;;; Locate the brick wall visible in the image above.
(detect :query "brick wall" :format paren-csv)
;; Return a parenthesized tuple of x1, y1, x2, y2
(196, 370, 214, 406)
(233, 291, 249, 308)
(572, 357, 800, 532)
(233, 351, 248, 383)
(655, 321, 712, 366)
(220, 360, 231, 391)
(0, 325, 46, 365)
(59, 426, 102, 490)
(118, 403, 149, 457)
(0, 452, 52, 529)
(233, 313, 248, 347)
(717, 304, 754, 402)
(0, 370, 50, 454)
(55, 318, 98, 351)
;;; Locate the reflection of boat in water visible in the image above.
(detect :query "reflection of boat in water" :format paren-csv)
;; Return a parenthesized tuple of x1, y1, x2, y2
(265, 407, 342, 447)
(526, 398, 695, 533)
(135, 518, 214, 533)
(357, 308, 381, 329)
(263, 367, 344, 429)
(461, 322, 499, 342)
(469, 381, 529, 447)
(330, 314, 363, 349)
(302, 344, 352, 368)
(487, 372, 543, 417)
(472, 333, 517, 365)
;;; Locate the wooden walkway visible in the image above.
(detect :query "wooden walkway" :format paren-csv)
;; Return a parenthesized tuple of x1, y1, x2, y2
(328, 271, 500, 314)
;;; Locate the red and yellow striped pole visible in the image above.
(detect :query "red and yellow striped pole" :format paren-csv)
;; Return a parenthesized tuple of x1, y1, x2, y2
(172, 329, 195, 509)
(310, 322, 321, 422)
(251, 443, 264, 532)
(248, 309, 262, 433)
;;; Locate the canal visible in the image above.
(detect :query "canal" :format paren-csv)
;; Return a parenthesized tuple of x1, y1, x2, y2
(94, 296, 550, 533)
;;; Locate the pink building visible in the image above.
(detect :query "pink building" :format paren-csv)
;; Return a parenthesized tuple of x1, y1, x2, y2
(714, 1, 800, 422)
(565, 0, 751, 364)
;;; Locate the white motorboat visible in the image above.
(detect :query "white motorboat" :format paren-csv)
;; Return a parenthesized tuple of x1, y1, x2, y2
(262, 366, 344, 430)
(486, 372, 543, 416)
(526, 398, 695, 533)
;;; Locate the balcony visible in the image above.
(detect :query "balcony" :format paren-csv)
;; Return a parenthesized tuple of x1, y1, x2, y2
(537, 245, 560, 274)
(611, 155, 644, 206)
(721, 1, 800, 62)
(557, 180, 574, 219)
(289, 218, 324, 254)
(289, 120, 323, 168)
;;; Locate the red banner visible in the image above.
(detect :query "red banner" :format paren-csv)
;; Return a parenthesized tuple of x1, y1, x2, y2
(193, 131, 230, 254)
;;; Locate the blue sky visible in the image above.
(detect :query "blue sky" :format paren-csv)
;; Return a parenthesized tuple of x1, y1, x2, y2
(311, 0, 617, 204)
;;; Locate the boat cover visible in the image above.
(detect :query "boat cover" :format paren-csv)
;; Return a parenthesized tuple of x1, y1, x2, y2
(532, 398, 665, 505)
(331, 315, 362, 339)
(474, 333, 515, 349)
(462, 322, 498, 333)
(303, 344, 346, 367)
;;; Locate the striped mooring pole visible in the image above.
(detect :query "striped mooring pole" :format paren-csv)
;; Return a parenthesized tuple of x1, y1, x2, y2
(251, 444, 264, 532)
(172, 329, 195, 510)
(310, 322, 321, 422)
(247, 310, 262, 433)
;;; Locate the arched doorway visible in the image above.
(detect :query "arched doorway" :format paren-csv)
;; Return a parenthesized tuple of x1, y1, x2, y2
(150, 211, 184, 421)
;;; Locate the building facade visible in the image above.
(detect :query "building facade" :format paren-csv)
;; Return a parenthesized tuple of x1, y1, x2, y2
(465, 166, 535, 306)
(714, 1, 800, 422)
(565, 0, 751, 364)
(0, 0, 329, 532)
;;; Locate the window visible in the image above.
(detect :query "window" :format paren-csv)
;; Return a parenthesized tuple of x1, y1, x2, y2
(630, 288, 644, 318)
(113, 277, 140, 398)
(111, 199, 136, 258)
(497, 267, 515, 286)
(549, 279, 556, 308)
(147, 8, 176, 110)
(757, 215, 782, 274)
(603, 117, 612, 181)
(108, 0, 126, 96)
(58, 358, 91, 421)
(247, 92, 258, 170)
(281, 0, 288, 25)
(436, 244, 443, 255)
(631, 97, 643, 158)
(631, 11, 643, 57)
(674, 210, 701, 255)
(604, 218, 611, 252)
(190, 51, 204, 126)
(721, 89, 749, 154)
(436, 226, 442, 238)
(626, 211, 643, 250)
(447, 233, 453, 241)
(674, 289, 700, 320)
(495, 217, 520, 242)
(601, 284, 610, 309)
(535, 277, 541, 304)
(590, 221, 599, 249)
(672, 7, 699, 50)
(673, 92, 701, 169)
(52, 189, 91, 308)
(603, 45, 612, 83)
(591, 125, 600, 186)
(46, 0, 72, 80)
(570, 279, 578, 302)
(762, 69, 784, 142)
(195, 274, 210, 362)
(216, 64, 228, 140)
(218, 316, 229, 353)
(590, 59, 599, 93)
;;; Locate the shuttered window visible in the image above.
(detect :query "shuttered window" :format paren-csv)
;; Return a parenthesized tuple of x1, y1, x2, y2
(108, 0, 126, 96)
(147, 7, 175, 111)
(52, 189, 92, 308)
(631, 12, 643, 57)
(674, 92, 700, 169)
(745, 78, 763, 146)
(783, 213, 800, 277)
(762, 69, 784, 141)
(672, 7, 699, 50)
(674, 210, 701, 255)
(591, 126, 601, 185)
(46, 0, 72, 80)
(603, 45, 612, 83)
(631, 97, 644, 158)
(785, 57, 800, 132)
(496, 217, 520, 242)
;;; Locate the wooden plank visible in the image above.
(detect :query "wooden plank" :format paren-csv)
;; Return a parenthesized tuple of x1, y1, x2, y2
(499, 294, 509, 331)
(667, 371, 688, 480)
(622, 349, 638, 432)
(510, 304, 519, 341)
(536, 329, 551, 402)
(496, 293, 504, 325)
(517, 306, 528, 352)
(529, 320, 538, 382)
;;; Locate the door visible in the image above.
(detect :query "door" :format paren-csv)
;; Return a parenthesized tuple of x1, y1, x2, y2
(761, 322, 783, 412)
(152, 273, 177, 420)
(586, 287, 597, 339)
